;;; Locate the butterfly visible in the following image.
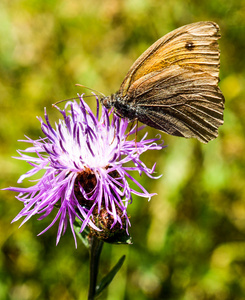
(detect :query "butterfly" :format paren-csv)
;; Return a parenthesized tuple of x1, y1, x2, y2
(100, 21, 225, 143)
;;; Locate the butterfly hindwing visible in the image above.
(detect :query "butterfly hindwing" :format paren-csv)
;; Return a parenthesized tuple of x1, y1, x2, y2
(126, 65, 224, 143)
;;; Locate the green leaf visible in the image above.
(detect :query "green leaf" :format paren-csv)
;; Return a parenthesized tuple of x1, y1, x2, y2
(95, 255, 126, 297)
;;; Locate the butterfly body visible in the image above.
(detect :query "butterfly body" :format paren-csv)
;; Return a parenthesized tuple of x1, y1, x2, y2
(102, 93, 141, 121)
(100, 21, 225, 143)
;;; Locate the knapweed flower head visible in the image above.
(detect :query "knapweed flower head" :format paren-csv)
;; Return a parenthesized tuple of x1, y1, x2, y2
(5, 96, 164, 247)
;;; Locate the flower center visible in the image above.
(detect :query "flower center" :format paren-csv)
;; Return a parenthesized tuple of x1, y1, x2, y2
(74, 167, 97, 207)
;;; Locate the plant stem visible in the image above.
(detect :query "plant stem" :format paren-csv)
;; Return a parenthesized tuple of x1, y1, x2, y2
(88, 236, 104, 300)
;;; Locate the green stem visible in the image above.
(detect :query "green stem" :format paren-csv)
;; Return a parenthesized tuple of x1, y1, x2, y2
(88, 236, 104, 300)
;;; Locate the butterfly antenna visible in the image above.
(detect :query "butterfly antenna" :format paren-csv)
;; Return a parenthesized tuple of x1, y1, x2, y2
(53, 94, 101, 106)
(53, 82, 105, 106)
(75, 84, 105, 97)
(53, 96, 80, 106)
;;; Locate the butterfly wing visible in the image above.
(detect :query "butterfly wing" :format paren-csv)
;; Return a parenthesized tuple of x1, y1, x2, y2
(119, 21, 221, 96)
(118, 21, 224, 143)
(126, 64, 224, 143)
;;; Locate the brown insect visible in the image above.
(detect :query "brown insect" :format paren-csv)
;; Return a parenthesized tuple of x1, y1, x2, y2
(100, 21, 225, 143)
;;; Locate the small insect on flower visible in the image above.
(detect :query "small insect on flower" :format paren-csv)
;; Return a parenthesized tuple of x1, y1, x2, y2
(4, 96, 164, 247)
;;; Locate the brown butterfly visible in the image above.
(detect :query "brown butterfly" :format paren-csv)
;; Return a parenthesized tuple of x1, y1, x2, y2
(100, 21, 225, 143)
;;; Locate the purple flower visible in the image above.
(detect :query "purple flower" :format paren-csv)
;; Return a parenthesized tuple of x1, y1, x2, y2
(4, 96, 164, 247)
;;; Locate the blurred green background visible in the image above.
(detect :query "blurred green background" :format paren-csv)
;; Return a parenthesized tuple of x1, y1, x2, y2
(1, 0, 245, 299)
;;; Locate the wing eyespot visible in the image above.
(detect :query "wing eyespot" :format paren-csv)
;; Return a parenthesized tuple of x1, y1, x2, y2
(185, 41, 195, 51)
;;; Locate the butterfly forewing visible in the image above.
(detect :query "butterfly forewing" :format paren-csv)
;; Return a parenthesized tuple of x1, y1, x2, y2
(119, 22, 220, 95)
(116, 21, 224, 143)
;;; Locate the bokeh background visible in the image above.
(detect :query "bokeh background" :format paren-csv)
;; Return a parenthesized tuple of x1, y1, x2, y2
(1, 0, 245, 299)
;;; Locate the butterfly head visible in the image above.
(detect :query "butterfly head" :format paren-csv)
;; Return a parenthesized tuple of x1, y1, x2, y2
(100, 93, 118, 109)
